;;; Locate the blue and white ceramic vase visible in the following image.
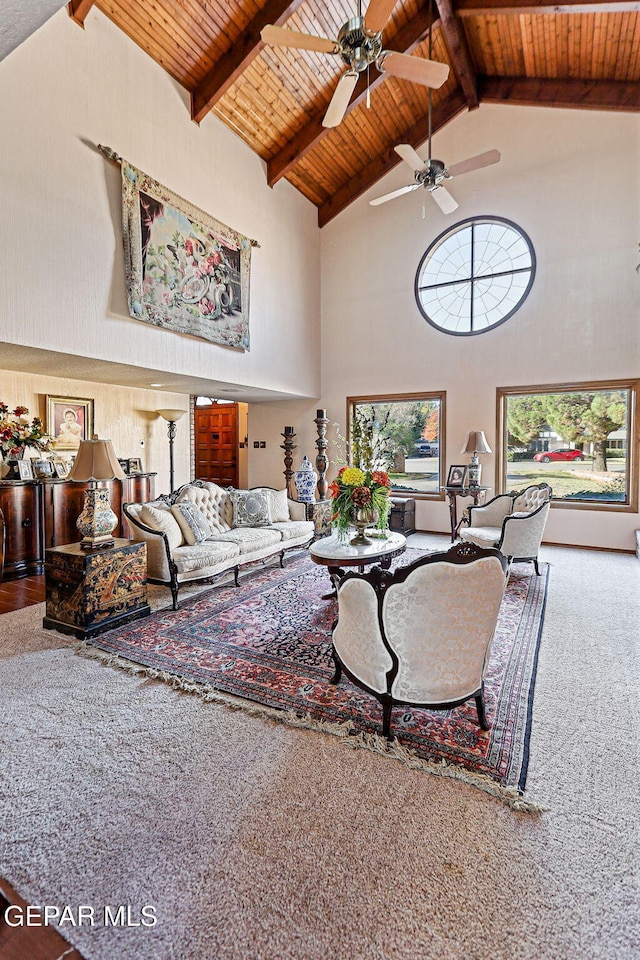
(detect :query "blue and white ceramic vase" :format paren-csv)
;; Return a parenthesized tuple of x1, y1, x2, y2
(294, 456, 317, 503)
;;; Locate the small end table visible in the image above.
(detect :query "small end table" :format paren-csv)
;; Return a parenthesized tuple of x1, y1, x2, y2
(310, 531, 407, 598)
(43, 539, 150, 640)
(442, 485, 491, 542)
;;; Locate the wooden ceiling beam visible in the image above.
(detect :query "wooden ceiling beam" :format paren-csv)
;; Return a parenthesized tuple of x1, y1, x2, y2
(67, 0, 95, 27)
(435, 0, 478, 109)
(455, 0, 640, 16)
(317, 91, 468, 227)
(191, 0, 306, 124)
(479, 75, 640, 110)
(267, 4, 440, 188)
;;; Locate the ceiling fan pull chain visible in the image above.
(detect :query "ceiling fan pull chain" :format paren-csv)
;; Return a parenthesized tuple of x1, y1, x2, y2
(366, 65, 371, 109)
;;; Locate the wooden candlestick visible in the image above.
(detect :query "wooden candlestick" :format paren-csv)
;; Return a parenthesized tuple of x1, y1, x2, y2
(314, 410, 329, 500)
(281, 429, 297, 499)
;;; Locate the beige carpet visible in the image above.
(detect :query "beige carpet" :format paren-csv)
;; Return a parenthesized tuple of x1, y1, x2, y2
(1, 538, 639, 960)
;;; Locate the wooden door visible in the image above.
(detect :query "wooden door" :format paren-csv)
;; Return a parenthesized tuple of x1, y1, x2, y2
(195, 403, 239, 487)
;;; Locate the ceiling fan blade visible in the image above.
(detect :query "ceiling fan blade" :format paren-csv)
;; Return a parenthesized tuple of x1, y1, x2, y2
(431, 186, 459, 214)
(260, 24, 338, 54)
(370, 183, 421, 206)
(364, 0, 398, 34)
(379, 51, 449, 89)
(322, 71, 359, 128)
(447, 149, 501, 179)
(395, 143, 426, 172)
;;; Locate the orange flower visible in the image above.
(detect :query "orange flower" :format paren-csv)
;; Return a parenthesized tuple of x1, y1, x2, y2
(372, 470, 391, 487)
(328, 480, 340, 499)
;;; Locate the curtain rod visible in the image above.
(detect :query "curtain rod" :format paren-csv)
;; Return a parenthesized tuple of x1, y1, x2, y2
(97, 144, 261, 248)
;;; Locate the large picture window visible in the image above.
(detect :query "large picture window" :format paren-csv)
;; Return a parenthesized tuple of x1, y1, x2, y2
(497, 381, 638, 510)
(347, 393, 445, 498)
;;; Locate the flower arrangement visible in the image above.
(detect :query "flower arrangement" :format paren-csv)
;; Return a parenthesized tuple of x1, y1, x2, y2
(329, 409, 393, 540)
(0, 402, 55, 459)
(329, 465, 392, 540)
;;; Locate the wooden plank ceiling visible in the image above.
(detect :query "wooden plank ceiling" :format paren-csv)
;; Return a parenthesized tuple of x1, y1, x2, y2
(68, 0, 640, 225)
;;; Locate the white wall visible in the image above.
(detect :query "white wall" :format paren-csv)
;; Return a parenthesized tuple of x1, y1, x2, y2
(320, 105, 640, 551)
(0, 7, 321, 400)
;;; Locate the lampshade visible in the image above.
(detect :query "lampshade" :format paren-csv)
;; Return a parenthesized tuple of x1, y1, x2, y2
(461, 430, 492, 456)
(156, 408, 187, 423)
(68, 438, 127, 482)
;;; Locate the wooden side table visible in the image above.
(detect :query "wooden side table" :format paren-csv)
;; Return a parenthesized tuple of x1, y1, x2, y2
(442, 486, 491, 542)
(43, 539, 150, 640)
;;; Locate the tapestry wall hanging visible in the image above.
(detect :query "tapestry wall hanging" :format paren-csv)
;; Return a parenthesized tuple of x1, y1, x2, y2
(118, 155, 254, 350)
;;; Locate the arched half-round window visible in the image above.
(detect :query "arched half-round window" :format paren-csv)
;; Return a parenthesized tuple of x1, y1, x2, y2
(414, 216, 536, 336)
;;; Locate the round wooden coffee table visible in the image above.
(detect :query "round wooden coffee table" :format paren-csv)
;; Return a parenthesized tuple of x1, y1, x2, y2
(310, 531, 407, 598)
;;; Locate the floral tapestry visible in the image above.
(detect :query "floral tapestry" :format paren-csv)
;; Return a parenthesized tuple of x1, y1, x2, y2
(121, 161, 253, 350)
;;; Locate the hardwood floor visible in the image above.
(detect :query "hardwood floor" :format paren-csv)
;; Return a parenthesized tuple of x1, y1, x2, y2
(0, 578, 85, 959)
(0, 574, 45, 614)
(0, 871, 85, 960)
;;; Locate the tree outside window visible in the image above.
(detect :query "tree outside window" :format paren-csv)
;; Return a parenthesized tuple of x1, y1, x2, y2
(347, 394, 445, 497)
(499, 382, 637, 508)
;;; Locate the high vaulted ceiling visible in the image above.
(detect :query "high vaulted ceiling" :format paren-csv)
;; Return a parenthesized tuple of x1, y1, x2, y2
(68, 0, 640, 226)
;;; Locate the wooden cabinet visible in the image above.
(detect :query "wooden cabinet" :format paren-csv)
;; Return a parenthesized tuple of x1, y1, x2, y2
(0, 473, 155, 580)
(0, 482, 43, 579)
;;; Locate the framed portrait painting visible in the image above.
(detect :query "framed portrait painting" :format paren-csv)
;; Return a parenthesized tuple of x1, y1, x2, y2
(46, 396, 94, 451)
(446, 465, 469, 488)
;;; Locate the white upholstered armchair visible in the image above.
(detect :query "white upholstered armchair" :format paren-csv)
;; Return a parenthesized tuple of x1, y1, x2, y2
(459, 483, 552, 575)
(330, 542, 508, 739)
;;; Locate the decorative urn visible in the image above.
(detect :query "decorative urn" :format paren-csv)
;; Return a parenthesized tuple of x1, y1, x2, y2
(293, 456, 317, 503)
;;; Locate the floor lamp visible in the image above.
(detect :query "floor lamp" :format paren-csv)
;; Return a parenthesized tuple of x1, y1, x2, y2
(157, 409, 187, 493)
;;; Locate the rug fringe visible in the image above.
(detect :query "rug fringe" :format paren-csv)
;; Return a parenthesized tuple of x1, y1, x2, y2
(75, 642, 547, 814)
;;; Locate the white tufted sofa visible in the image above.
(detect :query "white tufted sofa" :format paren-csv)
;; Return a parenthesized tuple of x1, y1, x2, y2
(459, 483, 552, 575)
(124, 480, 314, 608)
(331, 542, 509, 738)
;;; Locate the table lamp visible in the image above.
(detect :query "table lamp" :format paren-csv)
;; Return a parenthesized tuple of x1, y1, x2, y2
(156, 409, 188, 493)
(67, 437, 127, 548)
(461, 430, 492, 486)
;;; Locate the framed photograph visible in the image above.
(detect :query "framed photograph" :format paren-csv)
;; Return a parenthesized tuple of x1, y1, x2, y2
(18, 459, 34, 480)
(53, 459, 70, 479)
(46, 396, 94, 451)
(127, 458, 143, 475)
(118, 458, 129, 474)
(33, 459, 55, 479)
(447, 465, 469, 488)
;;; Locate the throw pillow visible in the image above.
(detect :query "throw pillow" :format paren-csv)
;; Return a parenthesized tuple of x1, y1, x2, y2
(254, 487, 290, 523)
(229, 489, 271, 528)
(140, 504, 184, 551)
(170, 501, 214, 545)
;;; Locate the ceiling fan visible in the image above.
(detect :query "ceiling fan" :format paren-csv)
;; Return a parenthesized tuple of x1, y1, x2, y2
(260, 0, 449, 129)
(369, 0, 499, 213)
(370, 144, 501, 213)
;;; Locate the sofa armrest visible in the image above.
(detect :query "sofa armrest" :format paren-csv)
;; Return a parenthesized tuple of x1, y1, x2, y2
(123, 504, 173, 582)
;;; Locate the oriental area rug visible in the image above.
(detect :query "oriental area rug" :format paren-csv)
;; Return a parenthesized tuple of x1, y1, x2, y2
(81, 551, 549, 810)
